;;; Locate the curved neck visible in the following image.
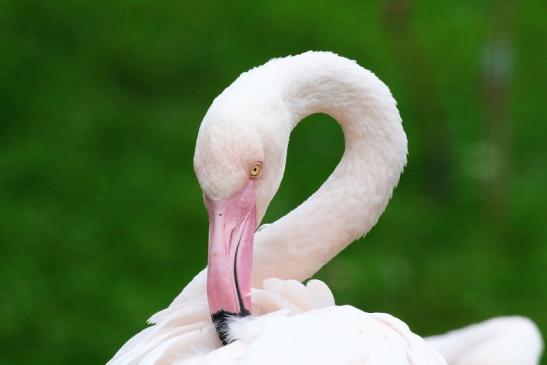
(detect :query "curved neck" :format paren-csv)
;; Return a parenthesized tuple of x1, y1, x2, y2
(251, 52, 407, 286)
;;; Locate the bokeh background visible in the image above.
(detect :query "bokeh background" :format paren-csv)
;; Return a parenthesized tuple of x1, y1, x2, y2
(1, 0, 545, 364)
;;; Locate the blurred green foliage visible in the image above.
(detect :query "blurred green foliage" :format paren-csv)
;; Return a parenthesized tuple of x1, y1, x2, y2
(1, 0, 545, 364)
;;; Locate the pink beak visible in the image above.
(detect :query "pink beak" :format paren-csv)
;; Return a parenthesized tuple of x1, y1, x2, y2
(206, 180, 256, 342)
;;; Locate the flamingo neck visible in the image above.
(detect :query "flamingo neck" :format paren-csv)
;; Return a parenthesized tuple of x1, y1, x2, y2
(251, 52, 408, 286)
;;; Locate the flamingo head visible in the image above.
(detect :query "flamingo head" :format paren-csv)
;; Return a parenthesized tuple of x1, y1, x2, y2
(193, 91, 289, 344)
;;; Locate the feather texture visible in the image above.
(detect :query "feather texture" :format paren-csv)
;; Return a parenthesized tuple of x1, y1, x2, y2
(109, 278, 446, 365)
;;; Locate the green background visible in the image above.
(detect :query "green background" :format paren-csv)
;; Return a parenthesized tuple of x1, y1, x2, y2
(1, 1, 545, 364)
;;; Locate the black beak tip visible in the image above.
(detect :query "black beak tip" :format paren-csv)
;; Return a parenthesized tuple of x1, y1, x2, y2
(211, 309, 250, 345)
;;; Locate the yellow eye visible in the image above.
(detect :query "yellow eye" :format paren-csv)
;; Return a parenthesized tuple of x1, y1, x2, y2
(250, 163, 261, 177)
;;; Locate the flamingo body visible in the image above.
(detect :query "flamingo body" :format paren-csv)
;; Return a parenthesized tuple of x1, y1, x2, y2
(109, 278, 446, 365)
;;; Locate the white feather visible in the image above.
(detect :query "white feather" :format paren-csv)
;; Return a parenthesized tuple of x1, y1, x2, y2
(426, 316, 543, 365)
(109, 278, 446, 365)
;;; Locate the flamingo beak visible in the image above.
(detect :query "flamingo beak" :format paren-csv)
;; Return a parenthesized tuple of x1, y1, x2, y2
(205, 180, 256, 344)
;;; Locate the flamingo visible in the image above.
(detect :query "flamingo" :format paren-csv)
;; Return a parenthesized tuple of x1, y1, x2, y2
(108, 52, 543, 365)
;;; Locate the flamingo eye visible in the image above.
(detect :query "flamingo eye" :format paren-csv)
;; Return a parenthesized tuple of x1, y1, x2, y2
(250, 163, 261, 178)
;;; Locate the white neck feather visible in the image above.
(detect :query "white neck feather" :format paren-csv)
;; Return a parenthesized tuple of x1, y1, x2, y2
(251, 52, 407, 286)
